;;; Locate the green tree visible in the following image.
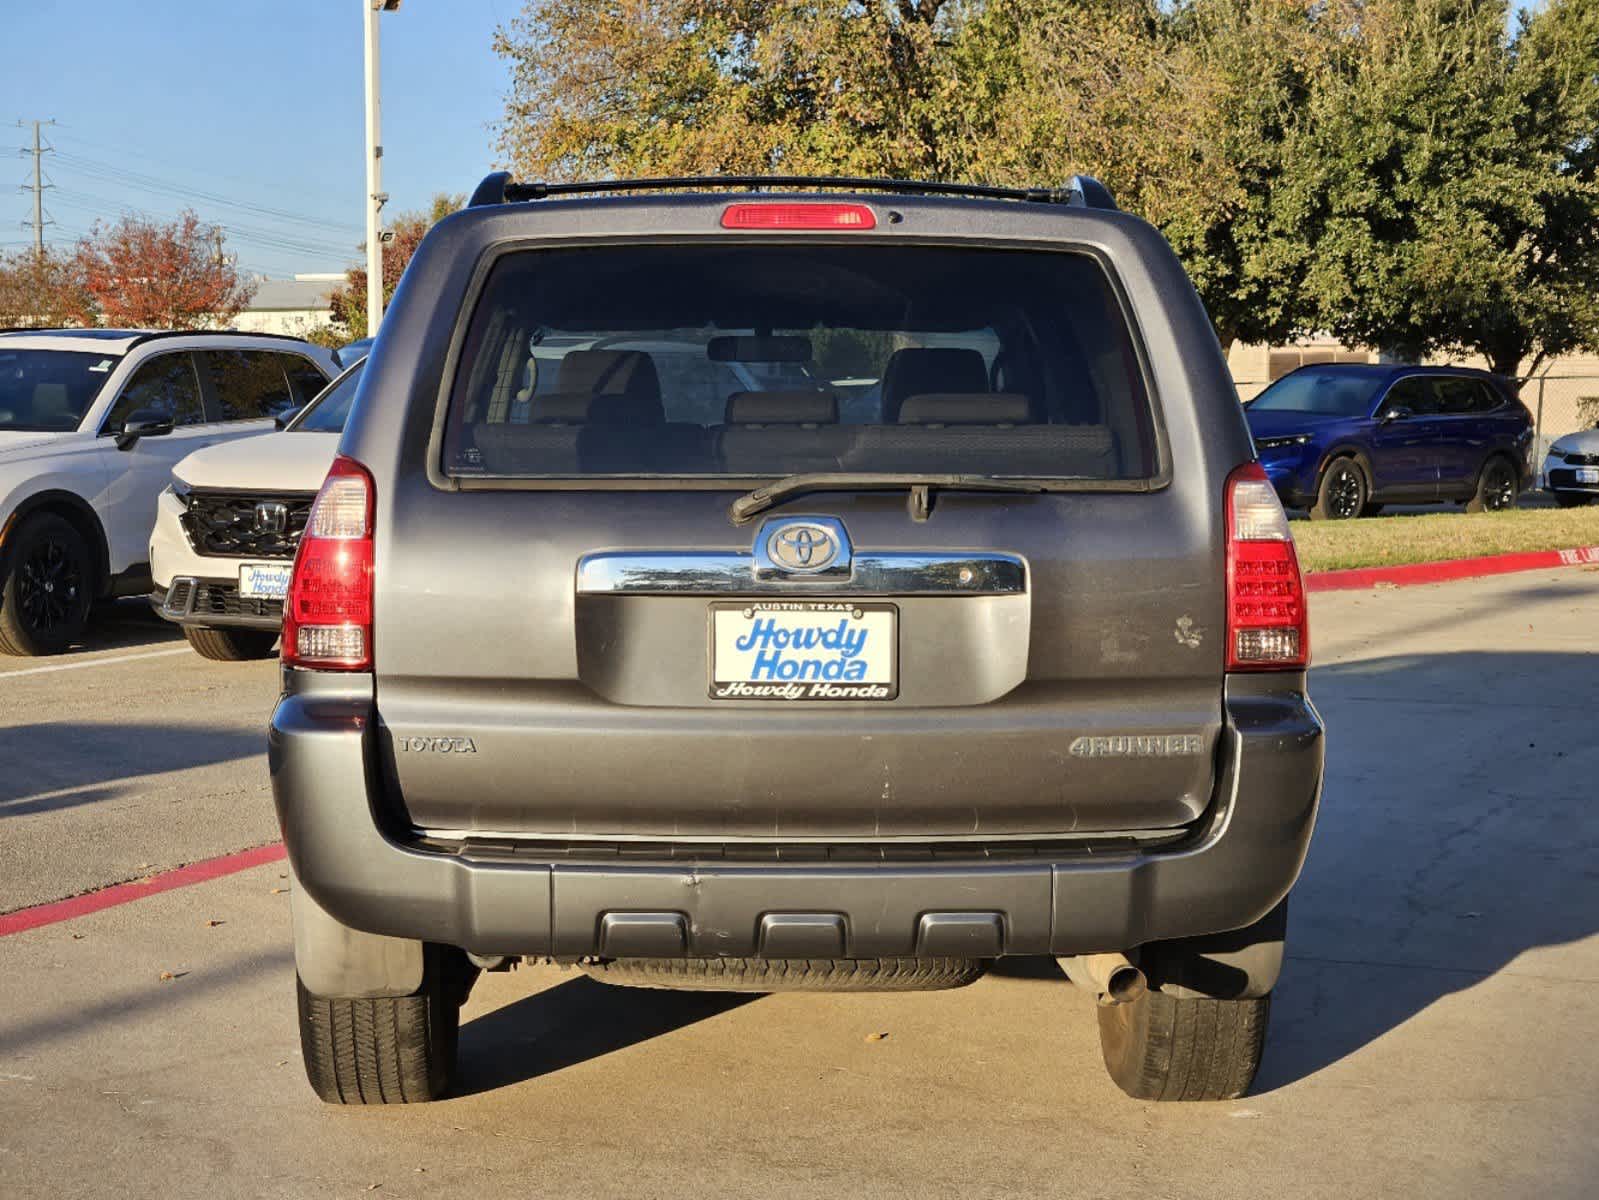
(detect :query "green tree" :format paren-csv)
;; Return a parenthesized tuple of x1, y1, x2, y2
(328, 192, 465, 335)
(951, 0, 1345, 349)
(492, 1, 963, 180)
(1281, 0, 1599, 376)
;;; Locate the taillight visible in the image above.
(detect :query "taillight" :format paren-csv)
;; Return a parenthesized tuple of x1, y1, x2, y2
(721, 202, 877, 230)
(282, 455, 374, 671)
(1226, 462, 1309, 671)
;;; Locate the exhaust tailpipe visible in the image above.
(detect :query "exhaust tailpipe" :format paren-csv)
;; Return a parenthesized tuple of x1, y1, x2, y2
(1059, 952, 1148, 1006)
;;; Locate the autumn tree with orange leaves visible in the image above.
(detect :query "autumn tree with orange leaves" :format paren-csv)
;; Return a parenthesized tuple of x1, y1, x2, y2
(71, 210, 255, 329)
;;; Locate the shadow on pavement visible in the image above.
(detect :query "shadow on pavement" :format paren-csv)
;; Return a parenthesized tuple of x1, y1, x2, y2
(0, 947, 292, 1056)
(454, 974, 757, 1097)
(76, 598, 186, 652)
(1256, 649, 1599, 1091)
(0, 721, 264, 816)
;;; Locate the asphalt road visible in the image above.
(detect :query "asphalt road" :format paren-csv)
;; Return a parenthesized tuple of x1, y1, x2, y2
(2, 571, 1597, 1198)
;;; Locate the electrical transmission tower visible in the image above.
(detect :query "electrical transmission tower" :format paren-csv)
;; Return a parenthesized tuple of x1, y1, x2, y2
(18, 119, 57, 255)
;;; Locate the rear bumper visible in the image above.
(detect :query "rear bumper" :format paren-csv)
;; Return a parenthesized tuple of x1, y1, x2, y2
(150, 581, 284, 631)
(270, 674, 1324, 958)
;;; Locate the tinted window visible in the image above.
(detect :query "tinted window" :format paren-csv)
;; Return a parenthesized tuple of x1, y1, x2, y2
(1433, 377, 1495, 415)
(0, 349, 120, 431)
(286, 358, 332, 406)
(1249, 368, 1383, 417)
(289, 361, 363, 433)
(444, 245, 1155, 480)
(105, 353, 205, 430)
(1382, 376, 1440, 415)
(207, 350, 295, 421)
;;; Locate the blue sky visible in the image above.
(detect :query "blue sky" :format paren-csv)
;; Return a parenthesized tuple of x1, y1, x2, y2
(0, 0, 511, 278)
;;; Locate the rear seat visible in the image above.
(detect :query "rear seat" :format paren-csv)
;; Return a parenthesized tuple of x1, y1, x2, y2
(879, 347, 989, 421)
(850, 391, 1116, 475)
(473, 349, 712, 473)
(716, 390, 858, 475)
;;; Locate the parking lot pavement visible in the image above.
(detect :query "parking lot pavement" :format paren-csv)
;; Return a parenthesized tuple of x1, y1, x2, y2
(0, 602, 280, 913)
(2, 569, 1598, 1198)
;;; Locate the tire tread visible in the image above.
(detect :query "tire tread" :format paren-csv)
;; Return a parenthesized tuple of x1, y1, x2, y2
(296, 973, 456, 1104)
(1097, 988, 1270, 1102)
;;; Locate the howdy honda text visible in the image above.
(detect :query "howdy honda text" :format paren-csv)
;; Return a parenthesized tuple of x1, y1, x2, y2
(710, 601, 898, 700)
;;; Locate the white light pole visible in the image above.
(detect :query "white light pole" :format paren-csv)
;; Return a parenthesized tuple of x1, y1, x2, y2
(363, 1, 400, 338)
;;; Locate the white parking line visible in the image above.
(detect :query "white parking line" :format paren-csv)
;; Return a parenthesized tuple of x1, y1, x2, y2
(0, 646, 193, 679)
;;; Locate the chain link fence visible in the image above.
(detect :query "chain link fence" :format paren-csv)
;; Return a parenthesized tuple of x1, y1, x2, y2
(1517, 376, 1599, 479)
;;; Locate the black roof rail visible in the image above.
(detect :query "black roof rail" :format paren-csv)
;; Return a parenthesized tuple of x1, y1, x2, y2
(467, 172, 1118, 211)
(125, 329, 313, 350)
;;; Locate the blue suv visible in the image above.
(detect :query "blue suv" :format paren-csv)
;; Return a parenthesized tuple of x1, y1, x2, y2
(1245, 364, 1533, 519)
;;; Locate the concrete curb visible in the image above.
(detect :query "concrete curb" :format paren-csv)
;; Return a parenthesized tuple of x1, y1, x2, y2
(1306, 544, 1599, 592)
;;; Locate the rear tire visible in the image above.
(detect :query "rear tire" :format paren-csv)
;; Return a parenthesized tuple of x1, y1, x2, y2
(1466, 456, 1518, 513)
(297, 948, 471, 1104)
(0, 513, 94, 656)
(1309, 458, 1366, 520)
(1096, 988, 1271, 1101)
(183, 625, 279, 661)
(580, 956, 985, 993)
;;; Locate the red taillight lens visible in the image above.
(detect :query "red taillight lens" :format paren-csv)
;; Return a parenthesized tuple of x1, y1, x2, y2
(720, 202, 877, 230)
(282, 455, 374, 671)
(1226, 462, 1309, 671)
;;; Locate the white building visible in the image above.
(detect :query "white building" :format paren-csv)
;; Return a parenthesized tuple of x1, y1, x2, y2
(233, 273, 344, 336)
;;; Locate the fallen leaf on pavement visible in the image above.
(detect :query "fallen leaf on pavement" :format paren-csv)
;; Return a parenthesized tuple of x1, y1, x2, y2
(204, 920, 224, 928)
(865, 1032, 888, 1042)
(270, 887, 288, 895)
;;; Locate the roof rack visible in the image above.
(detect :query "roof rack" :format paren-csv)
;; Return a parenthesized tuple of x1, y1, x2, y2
(467, 171, 1118, 211)
(126, 329, 313, 349)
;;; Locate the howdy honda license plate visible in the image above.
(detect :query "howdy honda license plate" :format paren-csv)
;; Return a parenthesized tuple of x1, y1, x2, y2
(710, 601, 897, 700)
(1576, 467, 1599, 484)
(238, 562, 292, 600)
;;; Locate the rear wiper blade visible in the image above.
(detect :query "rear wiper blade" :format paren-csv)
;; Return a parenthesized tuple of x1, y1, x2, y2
(729, 472, 1048, 524)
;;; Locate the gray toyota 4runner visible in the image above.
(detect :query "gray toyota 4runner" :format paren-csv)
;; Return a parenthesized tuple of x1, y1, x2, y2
(270, 174, 1324, 1104)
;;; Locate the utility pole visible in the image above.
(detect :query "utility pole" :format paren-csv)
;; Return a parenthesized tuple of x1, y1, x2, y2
(18, 119, 56, 256)
(363, 3, 400, 338)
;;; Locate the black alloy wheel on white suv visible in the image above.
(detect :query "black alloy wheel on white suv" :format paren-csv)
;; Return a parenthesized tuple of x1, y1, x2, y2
(0, 513, 94, 656)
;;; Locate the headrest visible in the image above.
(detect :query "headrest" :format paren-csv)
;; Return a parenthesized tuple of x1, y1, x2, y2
(897, 392, 1035, 425)
(529, 393, 592, 424)
(555, 349, 663, 426)
(724, 390, 839, 425)
(558, 349, 659, 395)
(880, 347, 989, 421)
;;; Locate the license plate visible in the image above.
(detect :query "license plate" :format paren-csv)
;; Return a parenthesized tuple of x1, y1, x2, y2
(1576, 467, 1599, 484)
(238, 562, 292, 600)
(710, 601, 897, 700)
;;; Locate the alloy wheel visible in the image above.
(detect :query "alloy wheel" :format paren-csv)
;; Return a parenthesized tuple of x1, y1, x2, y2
(16, 538, 83, 634)
(1327, 464, 1363, 519)
(1483, 463, 1515, 511)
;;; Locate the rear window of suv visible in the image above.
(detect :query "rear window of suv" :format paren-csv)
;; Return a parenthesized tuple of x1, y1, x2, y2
(442, 244, 1156, 481)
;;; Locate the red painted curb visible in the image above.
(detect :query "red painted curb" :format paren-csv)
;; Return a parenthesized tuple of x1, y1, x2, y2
(0, 842, 287, 938)
(1306, 544, 1599, 592)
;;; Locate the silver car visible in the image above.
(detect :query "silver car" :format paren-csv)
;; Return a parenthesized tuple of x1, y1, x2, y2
(1544, 426, 1599, 507)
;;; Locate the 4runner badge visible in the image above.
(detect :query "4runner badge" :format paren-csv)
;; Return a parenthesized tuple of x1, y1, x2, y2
(1069, 734, 1204, 758)
(397, 736, 478, 754)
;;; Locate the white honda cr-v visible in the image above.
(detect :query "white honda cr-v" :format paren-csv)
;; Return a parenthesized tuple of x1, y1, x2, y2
(150, 357, 363, 660)
(0, 329, 335, 655)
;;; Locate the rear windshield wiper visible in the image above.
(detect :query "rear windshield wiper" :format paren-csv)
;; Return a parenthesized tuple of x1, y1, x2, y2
(729, 473, 1050, 524)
